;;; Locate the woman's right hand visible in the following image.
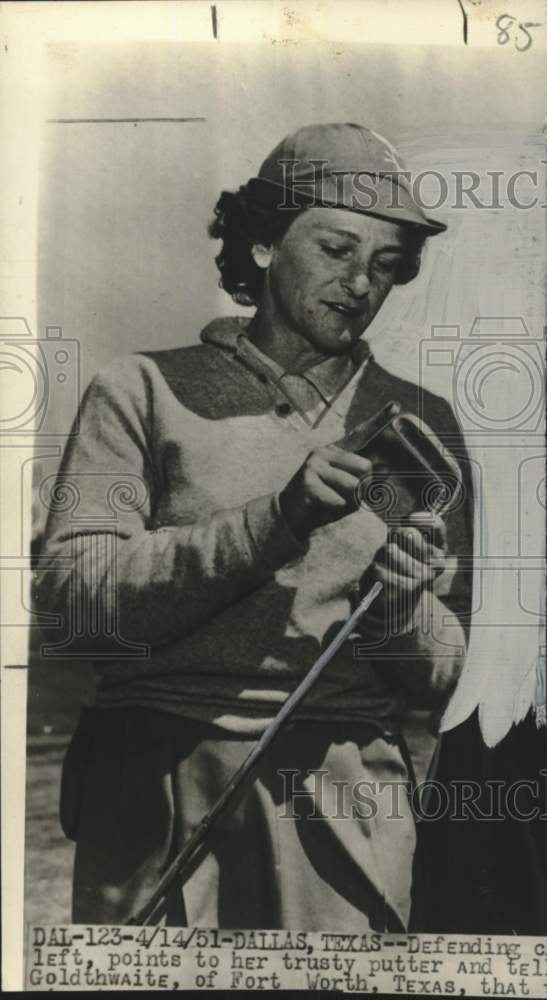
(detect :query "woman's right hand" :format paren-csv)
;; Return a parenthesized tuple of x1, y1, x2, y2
(279, 446, 373, 542)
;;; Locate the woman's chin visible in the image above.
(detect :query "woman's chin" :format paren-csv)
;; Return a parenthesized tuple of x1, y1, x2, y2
(325, 324, 363, 353)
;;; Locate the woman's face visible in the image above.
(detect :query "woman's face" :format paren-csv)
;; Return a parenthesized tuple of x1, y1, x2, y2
(261, 207, 407, 356)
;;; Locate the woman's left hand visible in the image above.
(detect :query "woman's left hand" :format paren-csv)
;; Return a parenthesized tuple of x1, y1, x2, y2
(362, 512, 447, 632)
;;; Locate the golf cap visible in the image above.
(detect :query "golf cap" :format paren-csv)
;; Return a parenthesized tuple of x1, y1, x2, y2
(246, 122, 446, 236)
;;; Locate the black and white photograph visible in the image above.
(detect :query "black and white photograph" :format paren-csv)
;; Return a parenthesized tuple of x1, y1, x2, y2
(1, 0, 546, 992)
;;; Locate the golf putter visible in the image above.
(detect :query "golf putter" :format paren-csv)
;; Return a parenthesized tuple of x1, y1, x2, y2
(336, 401, 463, 524)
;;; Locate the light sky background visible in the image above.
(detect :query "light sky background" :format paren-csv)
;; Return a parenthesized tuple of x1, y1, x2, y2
(37, 40, 544, 430)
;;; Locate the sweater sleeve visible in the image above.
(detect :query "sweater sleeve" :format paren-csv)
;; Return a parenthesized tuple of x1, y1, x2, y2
(33, 356, 306, 651)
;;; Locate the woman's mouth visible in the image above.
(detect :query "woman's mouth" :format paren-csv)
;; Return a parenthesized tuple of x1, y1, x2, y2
(323, 300, 362, 317)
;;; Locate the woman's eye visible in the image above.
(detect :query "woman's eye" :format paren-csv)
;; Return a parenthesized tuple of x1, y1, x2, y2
(320, 243, 352, 260)
(373, 258, 398, 275)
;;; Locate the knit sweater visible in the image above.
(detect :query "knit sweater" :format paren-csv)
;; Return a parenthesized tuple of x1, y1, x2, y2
(34, 317, 474, 735)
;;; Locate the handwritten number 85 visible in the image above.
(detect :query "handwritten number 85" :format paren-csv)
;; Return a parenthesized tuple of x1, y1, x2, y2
(496, 13, 542, 51)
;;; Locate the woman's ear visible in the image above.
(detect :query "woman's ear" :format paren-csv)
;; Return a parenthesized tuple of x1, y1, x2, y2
(251, 244, 273, 270)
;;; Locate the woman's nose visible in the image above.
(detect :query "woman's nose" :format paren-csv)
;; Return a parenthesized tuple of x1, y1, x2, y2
(341, 267, 370, 298)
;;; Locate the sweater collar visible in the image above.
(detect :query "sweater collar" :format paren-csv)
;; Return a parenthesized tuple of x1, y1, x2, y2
(201, 316, 371, 403)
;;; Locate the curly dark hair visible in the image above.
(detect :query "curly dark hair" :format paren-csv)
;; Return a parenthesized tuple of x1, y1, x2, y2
(209, 185, 429, 307)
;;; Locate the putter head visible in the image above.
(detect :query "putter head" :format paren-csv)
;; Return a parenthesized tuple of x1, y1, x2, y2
(337, 402, 463, 524)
